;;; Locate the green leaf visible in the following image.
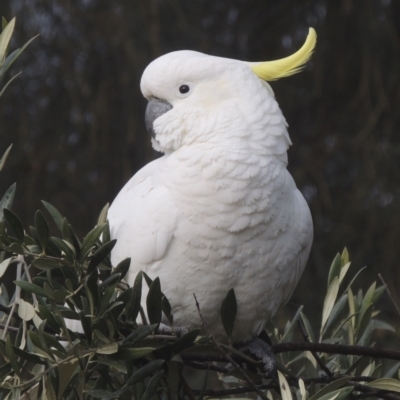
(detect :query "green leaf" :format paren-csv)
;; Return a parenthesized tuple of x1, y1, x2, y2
(3, 208, 24, 242)
(41, 201, 64, 231)
(356, 303, 374, 343)
(282, 305, 304, 341)
(15, 280, 46, 297)
(327, 253, 341, 287)
(357, 281, 376, 326)
(96, 342, 118, 355)
(366, 378, 400, 392)
(316, 387, 354, 400)
(79, 223, 107, 262)
(0, 338, 46, 364)
(85, 388, 129, 399)
(87, 239, 116, 273)
(38, 305, 60, 332)
(338, 262, 351, 284)
(372, 285, 385, 304)
(98, 273, 121, 289)
(171, 328, 200, 354)
(162, 294, 173, 325)
(32, 257, 62, 271)
(97, 283, 117, 319)
(321, 276, 339, 333)
(97, 203, 109, 225)
(50, 237, 76, 261)
(18, 298, 35, 321)
(93, 358, 127, 373)
(61, 218, 81, 253)
(277, 370, 292, 400)
(125, 271, 143, 321)
(340, 247, 349, 267)
(147, 277, 162, 325)
(0, 256, 13, 278)
(220, 288, 237, 339)
(0, 182, 16, 221)
(308, 377, 352, 400)
(38, 320, 56, 361)
(300, 312, 315, 342)
(112, 347, 154, 360)
(0, 71, 20, 97)
(140, 370, 164, 400)
(112, 257, 131, 279)
(0, 144, 12, 172)
(121, 324, 158, 345)
(125, 359, 164, 386)
(0, 17, 15, 62)
(34, 210, 49, 251)
(6, 336, 21, 377)
(324, 293, 348, 333)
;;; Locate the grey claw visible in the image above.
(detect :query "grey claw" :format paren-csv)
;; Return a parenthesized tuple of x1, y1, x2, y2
(237, 337, 277, 378)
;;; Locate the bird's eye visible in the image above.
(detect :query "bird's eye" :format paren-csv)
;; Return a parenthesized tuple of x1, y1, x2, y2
(179, 84, 190, 94)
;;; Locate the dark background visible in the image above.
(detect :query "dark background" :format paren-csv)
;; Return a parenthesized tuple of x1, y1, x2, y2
(0, 0, 399, 326)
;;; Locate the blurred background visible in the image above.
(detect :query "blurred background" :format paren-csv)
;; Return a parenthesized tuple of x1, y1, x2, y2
(0, 0, 399, 327)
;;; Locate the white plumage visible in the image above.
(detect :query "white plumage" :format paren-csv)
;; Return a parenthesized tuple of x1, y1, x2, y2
(107, 46, 314, 342)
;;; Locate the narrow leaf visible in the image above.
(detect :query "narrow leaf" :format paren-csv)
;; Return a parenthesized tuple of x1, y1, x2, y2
(126, 270, 143, 321)
(0, 182, 16, 221)
(41, 201, 64, 231)
(327, 253, 341, 287)
(0, 17, 15, 61)
(0, 144, 12, 172)
(79, 223, 106, 261)
(96, 342, 118, 355)
(15, 280, 46, 297)
(277, 370, 293, 400)
(308, 376, 352, 400)
(146, 277, 162, 325)
(125, 360, 164, 386)
(3, 208, 24, 242)
(97, 203, 109, 225)
(87, 239, 116, 273)
(141, 370, 164, 400)
(0, 256, 13, 278)
(321, 276, 339, 332)
(34, 210, 49, 251)
(221, 288, 237, 339)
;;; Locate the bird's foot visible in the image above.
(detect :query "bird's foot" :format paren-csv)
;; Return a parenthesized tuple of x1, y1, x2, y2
(236, 337, 277, 378)
(157, 323, 188, 338)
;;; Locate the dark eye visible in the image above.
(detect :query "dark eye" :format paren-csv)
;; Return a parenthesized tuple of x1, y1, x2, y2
(179, 84, 190, 94)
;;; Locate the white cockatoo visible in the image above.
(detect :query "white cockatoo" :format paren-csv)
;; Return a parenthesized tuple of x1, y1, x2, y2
(108, 29, 316, 344)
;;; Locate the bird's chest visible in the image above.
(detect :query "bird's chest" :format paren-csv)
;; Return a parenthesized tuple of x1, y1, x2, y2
(160, 153, 286, 267)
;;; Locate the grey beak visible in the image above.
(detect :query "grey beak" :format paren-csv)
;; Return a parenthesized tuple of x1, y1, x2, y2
(145, 98, 173, 138)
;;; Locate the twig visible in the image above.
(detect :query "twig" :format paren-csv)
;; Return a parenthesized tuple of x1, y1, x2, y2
(1, 256, 22, 340)
(273, 342, 400, 361)
(185, 361, 233, 374)
(182, 340, 400, 364)
(22, 259, 38, 307)
(297, 319, 333, 376)
(193, 293, 268, 400)
(191, 375, 400, 399)
(378, 273, 400, 317)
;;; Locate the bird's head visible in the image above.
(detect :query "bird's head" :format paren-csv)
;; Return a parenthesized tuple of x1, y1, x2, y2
(140, 28, 316, 155)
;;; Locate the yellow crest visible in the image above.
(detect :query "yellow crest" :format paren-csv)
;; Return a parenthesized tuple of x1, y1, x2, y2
(247, 28, 317, 81)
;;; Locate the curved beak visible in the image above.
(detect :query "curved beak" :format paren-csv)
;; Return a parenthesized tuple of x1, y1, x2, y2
(145, 98, 173, 138)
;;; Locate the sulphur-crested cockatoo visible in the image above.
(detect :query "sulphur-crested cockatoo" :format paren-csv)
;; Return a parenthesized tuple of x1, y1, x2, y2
(108, 29, 316, 344)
